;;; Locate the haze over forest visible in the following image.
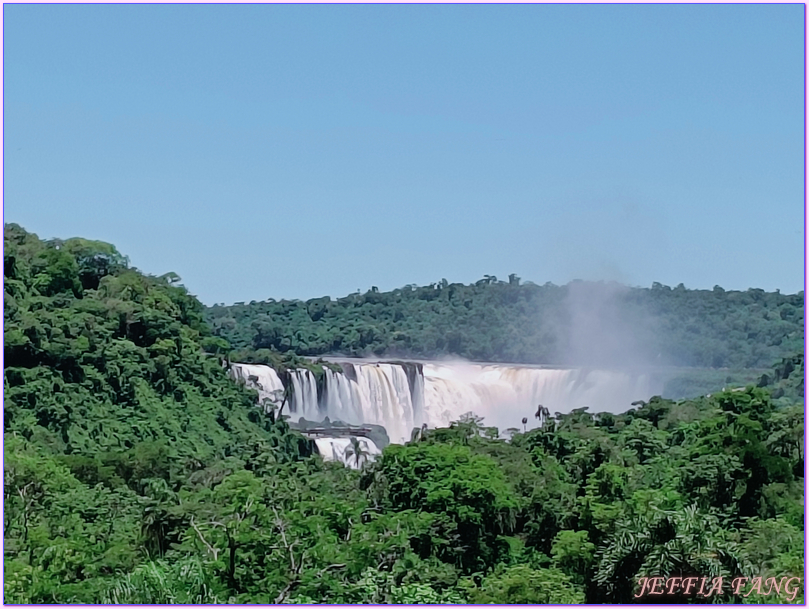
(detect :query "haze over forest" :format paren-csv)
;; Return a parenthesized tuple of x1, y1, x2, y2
(207, 277, 804, 370)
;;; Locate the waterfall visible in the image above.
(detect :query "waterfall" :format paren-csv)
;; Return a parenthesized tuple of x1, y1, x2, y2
(422, 362, 657, 433)
(313, 437, 381, 469)
(289, 369, 320, 420)
(318, 364, 415, 442)
(411, 367, 426, 428)
(352, 364, 415, 446)
(230, 363, 285, 412)
(321, 367, 365, 423)
(229, 360, 662, 444)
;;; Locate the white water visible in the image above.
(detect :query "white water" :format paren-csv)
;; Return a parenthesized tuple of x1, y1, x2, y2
(422, 362, 657, 433)
(230, 360, 661, 444)
(289, 369, 320, 421)
(313, 437, 382, 469)
(229, 363, 285, 412)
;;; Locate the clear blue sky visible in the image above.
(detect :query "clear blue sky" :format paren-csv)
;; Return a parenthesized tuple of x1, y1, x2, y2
(4, 3, 804, 305)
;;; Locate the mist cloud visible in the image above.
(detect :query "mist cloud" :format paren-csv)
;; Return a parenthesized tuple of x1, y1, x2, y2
(551, 280, 662, 369)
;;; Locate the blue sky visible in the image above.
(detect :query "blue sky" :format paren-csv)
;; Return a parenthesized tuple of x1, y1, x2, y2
(4, 4, 804, 305)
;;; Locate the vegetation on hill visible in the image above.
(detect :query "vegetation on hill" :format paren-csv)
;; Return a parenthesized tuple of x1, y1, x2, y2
(4, 225, 805, 604)
(758, 352, 805, 406)
(205, 277, 804, 370)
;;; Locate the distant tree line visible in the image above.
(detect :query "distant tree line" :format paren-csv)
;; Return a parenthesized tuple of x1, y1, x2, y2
(205, 277, 804, 369)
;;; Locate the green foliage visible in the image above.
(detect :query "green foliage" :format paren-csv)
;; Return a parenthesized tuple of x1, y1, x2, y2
(551, 530, 595, 584)
(739, 518, 804, 604)
(100, 557, 225, 604)
(3, 225, 316, 602)
(350, 567, 466, 604)
(205, 278, 803, 370)
(367, 442, 518, 573)
(758, 352, 805, 405)
(462, 564, 585, 604)
(4, 224, 804, 604)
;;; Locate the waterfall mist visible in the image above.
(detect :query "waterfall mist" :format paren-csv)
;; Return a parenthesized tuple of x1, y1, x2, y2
(551, 280, 663, 369)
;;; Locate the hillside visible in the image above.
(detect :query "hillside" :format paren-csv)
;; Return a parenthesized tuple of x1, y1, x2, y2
(205, 277, 804, 369)
(3, 224, 314, 601)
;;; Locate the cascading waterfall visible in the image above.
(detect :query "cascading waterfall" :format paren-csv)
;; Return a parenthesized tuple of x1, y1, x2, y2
(411, 369, 426, 429)
(422, 362, 657, 433)
(352, 364, 416, 447)
(229, 363, 285, 412)
(229, 360, 662, 445)
(288, 370, 320, 420)
(313, 437, 382, 469)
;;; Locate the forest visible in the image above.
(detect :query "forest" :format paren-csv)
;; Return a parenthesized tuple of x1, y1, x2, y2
(3, 224, 805, 604)
(206, 275, 804, 370)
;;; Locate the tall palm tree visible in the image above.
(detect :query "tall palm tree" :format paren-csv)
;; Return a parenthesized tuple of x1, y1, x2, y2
(276, 384, 293, 420)
(535, 404, 550, 427)
(344, 437, 369, 469)
(594, 504, 749, 603)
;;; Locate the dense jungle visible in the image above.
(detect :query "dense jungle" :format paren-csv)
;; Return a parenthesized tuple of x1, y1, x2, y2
(206, 274, 803, 370)
(3, 224, 805, 604)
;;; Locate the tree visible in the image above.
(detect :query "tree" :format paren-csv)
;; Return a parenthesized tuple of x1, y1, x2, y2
(535, 404, 550, 427)
(594, 501, 749, 603)
(367, 443, 518, 573)
(462, 564, 585, 604)
(344, 437, 369, 469)
(551, 530, 595, 585)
